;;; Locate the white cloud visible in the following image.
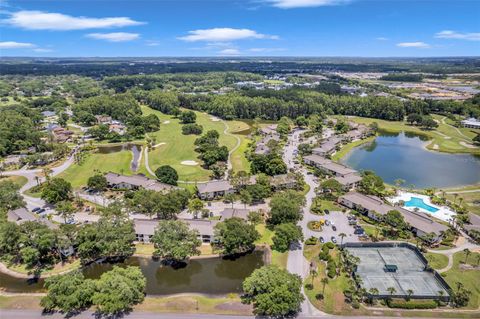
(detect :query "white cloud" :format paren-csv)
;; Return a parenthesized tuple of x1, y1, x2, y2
(179, 28, 278, 42)
(396, 42, 430, 48)
(145, 40, 160, 46)
(265, 0, 351, 8)
(249, 47, 286, 53)
(86, 32, 140, 42)
(435, 30, 480, 41)
(218, 48, 241, 56)
(0, 41, 35, 49)
(5, 10, 144, 30)
(33, 48, 54, 53)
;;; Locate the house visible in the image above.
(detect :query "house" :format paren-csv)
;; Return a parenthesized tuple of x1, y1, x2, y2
(260, 125, 278, 136)
(464, 213, 480, 234)
(312, 136, 342, 156)
(303, 155, 356, 177)
(334, 174, 362, 191)
(41, 110, 57, 118)
(134, 218, 218, 243)
(7, 207, 57, 229)
(105, 172, 176, 193)
(342, 125, 370, 142)
(270, 174, 297, 190)
(338, 192, 448, 242)
(1, 154, 26, 168)
(220, 208, 250, 220)
(52, 127, 74, 143)
(460, 118, 480, 129)
(95, 115, 112, 125)
(109, 123, 127, 135)
(255, 131, 281, 155)
(197, 180, 234, 200)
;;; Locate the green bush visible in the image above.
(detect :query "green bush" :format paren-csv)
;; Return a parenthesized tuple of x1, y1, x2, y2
(305, 236, 318, 245)
(325, 242, 335, 249)
(326, 260, 336, 278)
(387, 299, 437, 309)
(318, 252, 329, 261)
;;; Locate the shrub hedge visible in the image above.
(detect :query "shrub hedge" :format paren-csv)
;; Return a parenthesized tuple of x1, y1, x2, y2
(387, 299, 437, 309)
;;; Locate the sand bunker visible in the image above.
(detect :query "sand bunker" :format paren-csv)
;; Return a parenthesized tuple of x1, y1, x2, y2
(460, 141, 477, 149)
(163, 120, 170, 124)
(210, 117, 221, 122)
(181, 160, 199, 166)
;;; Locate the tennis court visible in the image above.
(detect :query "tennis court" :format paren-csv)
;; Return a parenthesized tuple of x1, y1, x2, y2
(347, 245, 449, 298)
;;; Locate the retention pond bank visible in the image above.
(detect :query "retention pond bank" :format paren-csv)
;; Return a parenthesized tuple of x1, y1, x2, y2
(0, 251, 264, 295)
(342, 131, 480, 188)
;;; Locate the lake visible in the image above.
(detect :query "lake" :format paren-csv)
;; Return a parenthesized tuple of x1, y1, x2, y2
(0, 251, 265, 295)
(341, 131, 480, 189)
(97, 143, 142, 172)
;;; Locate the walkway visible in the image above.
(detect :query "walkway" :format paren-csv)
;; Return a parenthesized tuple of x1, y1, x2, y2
(427, 235, 480, 273)
(3, 150, 77, 211)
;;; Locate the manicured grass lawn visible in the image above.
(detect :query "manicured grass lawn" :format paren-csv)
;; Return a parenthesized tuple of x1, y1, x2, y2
(230, 134, 251, 173)
(271, 250, 288, 269)
(332, 136, 374, 161)
(58, 149, 132, 188)
(347, 115, 479, 155)
(320, 199, 342, 211)
(136, 294, 251, 315)
(0, 295, 43, 310)
(425, 252, 449, 270)
(445, 191, 480, 216)
(5, 258, 81, 276)
(0, 175, 28, 187)
(141, 106, 241, 181)
(443, 251, 480, 309)
(304, 247, 352, 314)
(255, 223, 288, 269)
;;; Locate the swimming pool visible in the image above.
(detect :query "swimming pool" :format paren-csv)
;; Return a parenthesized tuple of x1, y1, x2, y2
(404, 197, 439, 213)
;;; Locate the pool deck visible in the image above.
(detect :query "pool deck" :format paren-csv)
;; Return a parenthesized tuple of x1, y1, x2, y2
(388, 191, 456, 223)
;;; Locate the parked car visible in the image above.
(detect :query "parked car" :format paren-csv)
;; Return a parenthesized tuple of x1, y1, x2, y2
(324, 209, 330, 215)
(37, 208, 46, 214)
(32, 207, 41, 213)
(332, 225, 337, 231)
(331, 236, 337, 244)
(325, 220, 330, 226)
(354, 228, 364, 235)
(319, 236, 325, 243)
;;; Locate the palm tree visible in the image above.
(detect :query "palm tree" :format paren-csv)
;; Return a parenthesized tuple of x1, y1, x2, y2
(368, 287, 379, 305)
(321, 277, 329, 295)
(339, 233, 347, 246)
(387, 286, 396, 297)
(406, 289, 414, 301)
(453, 193, 458, 205)
(476, 254, 480, 266)
(310, 268, 318, 286)
(459, 197, 464, 206)
(42, 167, 53, 183)
(224, 193, 236, 209)
(463, 248, 471, 264)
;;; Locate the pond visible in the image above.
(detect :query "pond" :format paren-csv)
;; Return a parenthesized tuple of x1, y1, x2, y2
(0, 251, 265, 295)
(341, 131, 480, 189)
(96, 143, 142, 172)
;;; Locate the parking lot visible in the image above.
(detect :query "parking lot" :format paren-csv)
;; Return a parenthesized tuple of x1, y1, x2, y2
(305, 210, 360, 244)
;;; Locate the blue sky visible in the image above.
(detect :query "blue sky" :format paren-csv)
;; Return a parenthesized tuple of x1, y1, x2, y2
(0, 0, 479, 57)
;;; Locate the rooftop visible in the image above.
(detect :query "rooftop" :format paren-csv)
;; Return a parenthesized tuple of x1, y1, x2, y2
(197, 180, 233, 194)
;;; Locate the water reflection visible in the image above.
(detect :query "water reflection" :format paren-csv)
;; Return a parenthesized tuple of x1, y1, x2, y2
(342, 131, 480, 188)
